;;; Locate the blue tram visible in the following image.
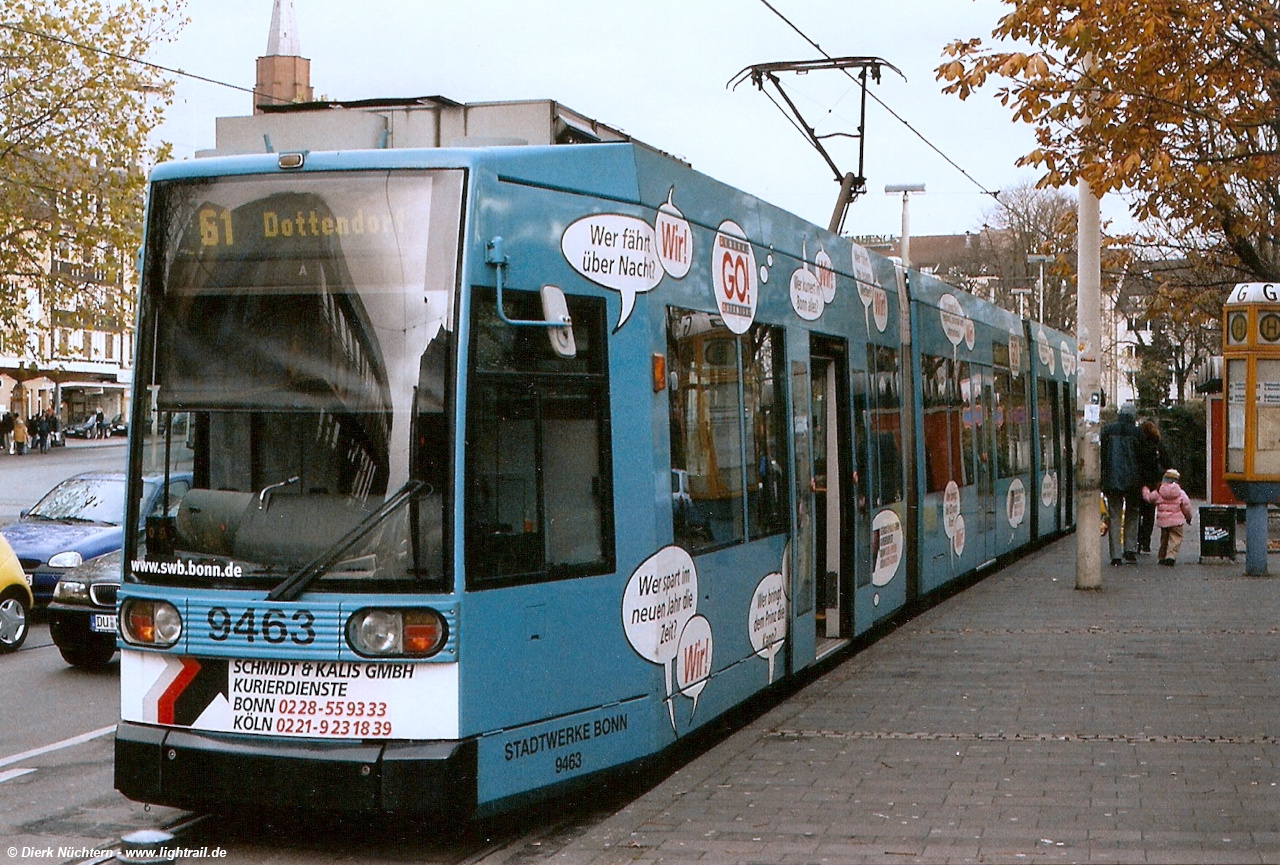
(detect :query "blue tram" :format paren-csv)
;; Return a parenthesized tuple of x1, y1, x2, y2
(114, 141, 1076, 815)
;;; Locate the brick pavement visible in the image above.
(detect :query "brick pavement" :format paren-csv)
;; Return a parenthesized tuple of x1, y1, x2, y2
(520, 512, 1280, 865)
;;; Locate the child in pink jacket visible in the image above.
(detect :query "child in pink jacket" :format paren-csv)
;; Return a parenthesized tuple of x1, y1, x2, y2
(1142, 468, 1193, 566)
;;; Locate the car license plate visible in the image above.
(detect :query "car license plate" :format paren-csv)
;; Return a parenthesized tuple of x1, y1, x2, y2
(91, 614, 118, 634)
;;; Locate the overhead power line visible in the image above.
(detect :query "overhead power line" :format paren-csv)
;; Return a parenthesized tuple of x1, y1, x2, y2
(754, 0, 1001, 201)
(0, 21, 286, 105)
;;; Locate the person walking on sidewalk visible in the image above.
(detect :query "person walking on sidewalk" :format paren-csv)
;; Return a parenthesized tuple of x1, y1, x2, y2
(1143, 468, 1194, 566)
(39, 408, 57, 453)
(1135, 418, 1167, 554)
(12, 415, 27, 455)
(1100, 402, 1142, 566)
(34, 411, 48, 454)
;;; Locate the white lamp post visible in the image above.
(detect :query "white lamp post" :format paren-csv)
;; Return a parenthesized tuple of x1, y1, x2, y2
(885, 184, 925, 268)
(1027, 253, 1052, 322)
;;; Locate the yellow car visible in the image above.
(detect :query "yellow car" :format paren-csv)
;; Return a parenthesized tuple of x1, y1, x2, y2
(0, 533, 32, 652)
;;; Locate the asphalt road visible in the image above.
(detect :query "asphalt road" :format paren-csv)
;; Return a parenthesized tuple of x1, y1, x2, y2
(0, 438, 128, 527)
(0, 623, 184, 864)
(0, 439, 183, 862)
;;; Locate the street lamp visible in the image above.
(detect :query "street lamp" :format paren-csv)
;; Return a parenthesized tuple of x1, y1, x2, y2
(1027, 254, 1052, 323)
(885, 183, 925, 269)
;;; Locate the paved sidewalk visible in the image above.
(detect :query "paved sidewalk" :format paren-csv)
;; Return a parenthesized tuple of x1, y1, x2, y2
(531, 514, 1280, 864)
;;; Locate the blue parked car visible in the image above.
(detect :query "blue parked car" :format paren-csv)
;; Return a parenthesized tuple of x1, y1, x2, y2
(1, 472, 191, 605)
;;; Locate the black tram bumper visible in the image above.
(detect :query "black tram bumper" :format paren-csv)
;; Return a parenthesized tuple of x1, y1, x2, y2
(115, 721, 477, 814)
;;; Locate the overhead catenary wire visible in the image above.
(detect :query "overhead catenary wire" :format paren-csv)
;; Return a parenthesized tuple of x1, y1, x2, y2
(754, 0, 1000, 202)
(13, 9, 991, 200)
(12, 8, 1080, 253)
(752, 0, 1132, 257)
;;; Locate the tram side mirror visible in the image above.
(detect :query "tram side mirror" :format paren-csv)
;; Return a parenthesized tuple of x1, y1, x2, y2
(540, 285, 576, 359)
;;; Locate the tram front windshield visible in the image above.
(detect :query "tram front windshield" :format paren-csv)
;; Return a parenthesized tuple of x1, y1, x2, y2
(129, 169, 463, 593)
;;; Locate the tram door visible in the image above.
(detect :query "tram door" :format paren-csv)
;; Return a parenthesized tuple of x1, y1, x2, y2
(810, 340, 852, 653)
(1035, 378, 1061, 535)
(1059, 384, 1074, 528)
(1048, 379, 1068, 533)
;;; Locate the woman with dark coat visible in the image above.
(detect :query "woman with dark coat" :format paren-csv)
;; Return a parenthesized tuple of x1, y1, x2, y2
(1135, 418, 1167, 555)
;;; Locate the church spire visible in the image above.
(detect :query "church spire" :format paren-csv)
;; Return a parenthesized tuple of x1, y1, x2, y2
(255, 0, 312, 114)
(266, 0, 300, 57)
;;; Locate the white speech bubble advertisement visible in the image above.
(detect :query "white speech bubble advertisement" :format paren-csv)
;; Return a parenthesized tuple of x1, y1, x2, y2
(943, 480, 961, 539)
(851, 242, 876, 294)
(872, 286, 890, 333)
(789, 264, 823, 321)
(1041, 471, 1058, 508)
(675, 614, 714, 717)
(952, 513, 966, 555)
(1006, 478, 1026, 528)
(1037, 326, 1054, 371)
(562, 213, 662, 331)
(623, 545, 698, 664)
(871, 509, 904, 587)
(712, 220, 758, 334)
(815, 247, 836, 303)
(858, 278, 875, 310)
(1060, 340, 1076, 376)
(622, 545, 698, 730)
(748, 571, 787, 684)
(654, 190, 692, 279)
(939, 294, 968, 347)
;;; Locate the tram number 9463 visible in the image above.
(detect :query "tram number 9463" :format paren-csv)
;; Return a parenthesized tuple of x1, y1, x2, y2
(207, 606, 316, 645)
(555, 752, 583, 774)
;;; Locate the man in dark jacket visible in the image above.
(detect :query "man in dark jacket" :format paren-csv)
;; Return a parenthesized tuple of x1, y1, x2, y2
(1100, 402, 1141, 565)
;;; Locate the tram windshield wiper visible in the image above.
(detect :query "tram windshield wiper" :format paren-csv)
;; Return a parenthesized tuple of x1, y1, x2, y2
(266, 481, 425, 602)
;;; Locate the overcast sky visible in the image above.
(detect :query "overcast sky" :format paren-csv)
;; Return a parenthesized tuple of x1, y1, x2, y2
(150, 0, 1117, 239)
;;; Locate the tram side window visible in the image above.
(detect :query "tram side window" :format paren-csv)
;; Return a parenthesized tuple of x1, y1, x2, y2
(957, 361, 979, 488)
(465, 290, 613, 586)
(667, 308, 788, 552)
(992, 342, 1031, 478)
(921, 355, 965, 493)
(866, 344, 903, 507)
(745, 327, 788, 537)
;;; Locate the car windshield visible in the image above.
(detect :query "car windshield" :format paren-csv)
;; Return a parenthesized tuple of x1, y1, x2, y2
(28, 478, 143, 525)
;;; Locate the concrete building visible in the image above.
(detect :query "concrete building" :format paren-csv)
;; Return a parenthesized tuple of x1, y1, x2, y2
(206, 0, 655, 159)
(0, 248, 135, 430)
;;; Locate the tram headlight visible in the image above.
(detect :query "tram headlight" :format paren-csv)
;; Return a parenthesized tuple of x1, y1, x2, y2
(120, 599, 183, 648)
(346, 608, 447, 658)
(349, 609, 399, 655)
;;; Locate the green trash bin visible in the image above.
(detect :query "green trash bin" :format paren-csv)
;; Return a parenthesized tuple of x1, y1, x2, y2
(1199, 506, 1237, 560)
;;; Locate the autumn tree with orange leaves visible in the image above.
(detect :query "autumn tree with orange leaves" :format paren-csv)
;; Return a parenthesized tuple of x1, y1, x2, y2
(938, 1, 1279, 403)
(937, 1, 1280, 286)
